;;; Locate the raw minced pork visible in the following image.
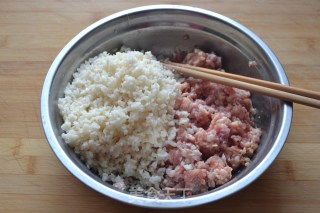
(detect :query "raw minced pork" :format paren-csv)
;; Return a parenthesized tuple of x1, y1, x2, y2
(163, 49, 261, 194)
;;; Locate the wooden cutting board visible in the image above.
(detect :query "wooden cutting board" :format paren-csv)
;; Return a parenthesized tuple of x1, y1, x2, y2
(0, 0, 319, 212)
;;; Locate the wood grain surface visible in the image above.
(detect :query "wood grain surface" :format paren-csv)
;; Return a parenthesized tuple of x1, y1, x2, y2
(0, 0, 319, 212)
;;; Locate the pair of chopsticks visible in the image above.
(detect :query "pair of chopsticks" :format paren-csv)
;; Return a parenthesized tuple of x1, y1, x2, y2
(163, 62, 320, 109)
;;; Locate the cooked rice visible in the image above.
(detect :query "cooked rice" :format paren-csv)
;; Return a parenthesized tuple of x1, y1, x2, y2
(58, 51, 179, 189)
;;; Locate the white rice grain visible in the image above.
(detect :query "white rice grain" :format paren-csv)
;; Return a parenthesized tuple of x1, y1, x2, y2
(58, 51, 179, 189)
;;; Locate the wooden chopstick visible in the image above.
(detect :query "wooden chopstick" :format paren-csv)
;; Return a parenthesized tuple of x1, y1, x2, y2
(164, 62, 320, 109)
(168, 62, 320, 100)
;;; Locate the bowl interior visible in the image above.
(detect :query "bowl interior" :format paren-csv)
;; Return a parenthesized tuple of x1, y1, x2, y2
(43, 6, 291, 207)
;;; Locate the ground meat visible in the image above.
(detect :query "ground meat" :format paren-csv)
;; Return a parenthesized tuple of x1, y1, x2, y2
(162, 49, 262, 195)
(184, 169, 208, 193)
(206, 155, 232, 187)
(168, 142, 202, 166)
(182, 49, 222, 69)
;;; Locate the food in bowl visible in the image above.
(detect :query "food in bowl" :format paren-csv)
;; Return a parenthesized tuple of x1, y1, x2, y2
(58, 48, 261, 195)
(164, 49, 262, 194)
(58, 50, 179, 190)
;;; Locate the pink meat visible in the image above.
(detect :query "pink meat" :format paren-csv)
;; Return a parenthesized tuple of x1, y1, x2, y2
(163, 49, 262, 195)
(206, 155, 232, 187)
(183, 49, 222, 69)
(194, 128, 221, 157)
(184, 169, 208, 194)
(168, 142, 202, 166)
(175, 127, 195, 144)
(163, 165, 185, 188)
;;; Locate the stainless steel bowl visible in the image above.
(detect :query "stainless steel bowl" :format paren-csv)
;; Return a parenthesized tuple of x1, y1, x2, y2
(41, 5, 292, 208)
